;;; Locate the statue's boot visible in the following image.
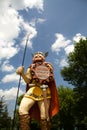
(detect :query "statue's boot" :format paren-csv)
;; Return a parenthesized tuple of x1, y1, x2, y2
(40, 119, 50, 130)
(19, 114, 30, 130)
(47, 120, 51, 130)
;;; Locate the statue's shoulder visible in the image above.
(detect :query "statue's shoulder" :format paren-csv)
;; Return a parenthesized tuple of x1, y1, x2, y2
(44, 62, 53, 69)
(28, 63, 36, 69)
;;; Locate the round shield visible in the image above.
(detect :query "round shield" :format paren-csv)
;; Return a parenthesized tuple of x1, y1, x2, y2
(35, 65, 50, 80)
(30, 62, 54, 83)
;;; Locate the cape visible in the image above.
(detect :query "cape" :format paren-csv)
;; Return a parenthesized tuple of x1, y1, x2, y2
(26, 79, 59, 121)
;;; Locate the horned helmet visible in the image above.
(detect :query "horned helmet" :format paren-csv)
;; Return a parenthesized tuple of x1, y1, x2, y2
(32, 51, 48, 63)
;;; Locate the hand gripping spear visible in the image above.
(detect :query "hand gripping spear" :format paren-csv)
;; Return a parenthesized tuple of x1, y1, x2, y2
(40, 84, 50, 122)
(12, 34, 30, 130)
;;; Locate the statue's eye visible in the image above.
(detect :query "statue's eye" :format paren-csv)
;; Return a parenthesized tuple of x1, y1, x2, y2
(35, 56, 38, 58)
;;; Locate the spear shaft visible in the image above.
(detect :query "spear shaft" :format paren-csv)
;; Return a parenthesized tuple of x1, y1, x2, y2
(12, 34, 30, 130)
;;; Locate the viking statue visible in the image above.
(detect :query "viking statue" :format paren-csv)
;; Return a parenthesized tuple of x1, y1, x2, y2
(16, 51, 59, 130)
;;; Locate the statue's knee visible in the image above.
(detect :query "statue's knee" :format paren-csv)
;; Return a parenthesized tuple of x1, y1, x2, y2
(40, 114, 46, 120)
(19, 106, 24, 115)
(19, 105, 29, 115)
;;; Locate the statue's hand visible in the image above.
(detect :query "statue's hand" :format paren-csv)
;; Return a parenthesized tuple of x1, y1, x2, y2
(16, 66, 24, 75)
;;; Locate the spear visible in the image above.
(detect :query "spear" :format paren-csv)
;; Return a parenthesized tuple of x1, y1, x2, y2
(12, 34, 30, 130)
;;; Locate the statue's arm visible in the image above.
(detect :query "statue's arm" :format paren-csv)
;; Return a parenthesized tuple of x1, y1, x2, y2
(16, 66, 31, 84)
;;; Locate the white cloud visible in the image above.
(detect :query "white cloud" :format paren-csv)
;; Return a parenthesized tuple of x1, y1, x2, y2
(0, 5, 21, 60)
(0, 42, 19, 60)
(29, 19, 36, 27)
(0, 87, 24, 118)
(64, 33, 86, 55)
(14, 0, 43, 11)
(51, 33, 71, 54)
(21, 22, 37, 48)
(24, 0, 44, 12)
(0, 7, 21, 42)
(29, 18, 46, 27)
(59, 58, 68, 67)
(65, 44, 74, 55)
(22, 22, 37, 38)
(0, 0, 44, 11)
(55, 58, 68, 67)
(1, 72, 25, 86)
(73, 33, 86, 42)
(1, 60, 15, 72)
(37, 18, 46, 23)
(0, 87, 23, 100)
(53, 33, 86, 67)
(21, 37, 33, 49)
(0, 0, 44, 61)
(1, 73, 19, 83)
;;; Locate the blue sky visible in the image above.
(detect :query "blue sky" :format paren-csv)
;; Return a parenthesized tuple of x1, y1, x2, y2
(0, 0, 87, 117)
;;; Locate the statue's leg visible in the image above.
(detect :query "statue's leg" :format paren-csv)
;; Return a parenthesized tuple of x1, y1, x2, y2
(19, 97, 35, 130)
(19, 114, 30, 130)
(38, 99, 50, 130)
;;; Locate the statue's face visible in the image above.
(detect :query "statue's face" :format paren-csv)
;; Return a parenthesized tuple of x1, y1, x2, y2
(33, 53, 45, 63)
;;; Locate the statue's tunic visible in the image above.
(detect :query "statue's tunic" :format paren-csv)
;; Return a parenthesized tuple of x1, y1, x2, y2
(25, 85, 51, 101)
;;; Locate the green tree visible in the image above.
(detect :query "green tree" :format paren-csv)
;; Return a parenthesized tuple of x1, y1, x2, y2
(0, 97, 11, 130)
(61, 38, 87, 87)
(61, 38, 87, 128)
(56, 86, 75, 130)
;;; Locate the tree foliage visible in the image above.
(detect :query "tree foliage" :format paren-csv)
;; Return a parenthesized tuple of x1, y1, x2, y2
(61, 38, 87, 128)
(56, 86, 75, 130)
(0, 97, 11, 129)
(61, 38, 87, 87)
